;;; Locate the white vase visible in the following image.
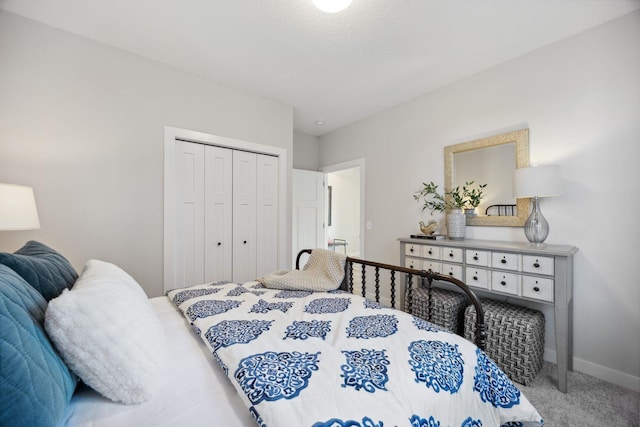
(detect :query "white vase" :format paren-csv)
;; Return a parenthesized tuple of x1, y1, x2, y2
(447, 209, 466, 240)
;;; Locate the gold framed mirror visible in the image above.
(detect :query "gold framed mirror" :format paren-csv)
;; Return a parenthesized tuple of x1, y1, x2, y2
(444, 129, 530, 227)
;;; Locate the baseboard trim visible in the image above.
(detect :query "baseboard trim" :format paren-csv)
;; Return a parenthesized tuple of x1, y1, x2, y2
(544, 349, 640, 392)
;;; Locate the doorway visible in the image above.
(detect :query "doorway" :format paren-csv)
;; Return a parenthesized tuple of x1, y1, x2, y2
(322, 159, 365, 259)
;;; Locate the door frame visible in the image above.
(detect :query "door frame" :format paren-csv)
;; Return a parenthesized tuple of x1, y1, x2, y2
(320, 158, 366, 259)
(163, 126, 288, 292)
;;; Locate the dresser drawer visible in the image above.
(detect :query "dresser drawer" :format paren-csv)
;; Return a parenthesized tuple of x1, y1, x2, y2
(522, 255, 554, 276)
(423, 260, 442, 273)
(404, 257, 422, 270)
(491, 252, 521, 271)
(466, 249, 490, 267)
(465, 267, 489, 289)
(442, 247, 464, 263)
(441, 263, 463, 281)
(422, 245, 442, 260)
(405, 244, 422, 257)
(491, 271, 521, 295)
(522, 276, 554, 302)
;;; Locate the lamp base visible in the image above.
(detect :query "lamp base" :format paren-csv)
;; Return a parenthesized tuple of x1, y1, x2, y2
(524, 196, 549, 245)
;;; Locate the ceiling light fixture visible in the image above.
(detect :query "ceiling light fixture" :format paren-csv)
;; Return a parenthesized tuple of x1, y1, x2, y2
(313, 0, 352, 13)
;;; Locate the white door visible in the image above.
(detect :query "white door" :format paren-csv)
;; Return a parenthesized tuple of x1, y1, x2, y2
(174, 141, 205, 287)
(164, 127, 287, 293)
(232, 151, 257, 283)
(204, 145, 233, 283)
(256, 154, 279, 277)
(292, 169, 325, 268)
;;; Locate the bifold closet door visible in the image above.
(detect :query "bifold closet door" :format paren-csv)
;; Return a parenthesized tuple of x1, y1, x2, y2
(256, 154, 279, 277)
(204, 145, 233, 283)
(232, 151, 257, 283)
(174, 141, 205, 287)
(174, 141, 279, 287)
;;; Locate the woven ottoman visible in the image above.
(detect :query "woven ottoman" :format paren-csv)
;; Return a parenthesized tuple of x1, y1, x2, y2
(465, 299, 545, 385)
(405, 287, 467, 335)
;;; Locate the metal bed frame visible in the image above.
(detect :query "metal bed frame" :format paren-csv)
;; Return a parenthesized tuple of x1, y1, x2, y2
(295, 249, 487, 350)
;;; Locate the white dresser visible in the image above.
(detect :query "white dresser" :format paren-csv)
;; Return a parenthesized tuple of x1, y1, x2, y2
(399, 237, 578, 392)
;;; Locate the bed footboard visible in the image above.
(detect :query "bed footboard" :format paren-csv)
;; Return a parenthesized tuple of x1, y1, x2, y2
(295, 249, 486, 350)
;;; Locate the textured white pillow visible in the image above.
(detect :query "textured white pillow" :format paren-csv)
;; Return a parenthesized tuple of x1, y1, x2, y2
(79, 259, 148, 301)
(45, 261, 166, 404)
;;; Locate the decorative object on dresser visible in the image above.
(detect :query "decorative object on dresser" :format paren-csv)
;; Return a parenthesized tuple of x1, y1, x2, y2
(446, 208, 466, 240)
(413, 181, 486, 240)
(398, 237, 578, 393)
(462, 180, 487, 217)
(0, 183, 40, 231)
(514, 165, 562, 245)
(418, 219, 437, 235)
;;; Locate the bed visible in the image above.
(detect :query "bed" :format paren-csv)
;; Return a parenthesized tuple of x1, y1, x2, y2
(0, 241, 543, 427)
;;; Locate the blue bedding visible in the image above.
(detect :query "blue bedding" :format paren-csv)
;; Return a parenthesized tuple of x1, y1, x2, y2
(168, 281, 543, 427)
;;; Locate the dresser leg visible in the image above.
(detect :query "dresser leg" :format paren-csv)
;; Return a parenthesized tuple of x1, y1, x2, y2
(555, 301, 570, 393)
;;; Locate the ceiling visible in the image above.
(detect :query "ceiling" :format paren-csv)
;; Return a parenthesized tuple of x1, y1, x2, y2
(2, 0, 639, 136)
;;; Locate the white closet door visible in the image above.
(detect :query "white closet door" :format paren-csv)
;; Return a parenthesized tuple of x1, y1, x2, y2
(175, 141, 205, 287)
(204, 145, 233, 283)
(256, 154, 279, 277)
(232, 150, 257, 283)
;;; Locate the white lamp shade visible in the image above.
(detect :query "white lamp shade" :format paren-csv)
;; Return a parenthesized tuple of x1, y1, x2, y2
(0, 183, 41, 230)
(313, 0, 352, 13)
(513, 165, 562, 198)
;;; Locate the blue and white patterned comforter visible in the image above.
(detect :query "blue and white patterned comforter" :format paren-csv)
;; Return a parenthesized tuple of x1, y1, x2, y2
(167, 282, 543, 427)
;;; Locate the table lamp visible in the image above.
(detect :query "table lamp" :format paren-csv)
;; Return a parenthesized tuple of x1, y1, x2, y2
(0, 183, 41, 231)
(513, 165, 561, 245)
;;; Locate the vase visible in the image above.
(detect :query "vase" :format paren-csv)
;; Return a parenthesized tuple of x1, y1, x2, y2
(464, 208, 477, 217)
(447, 209, 466, 240)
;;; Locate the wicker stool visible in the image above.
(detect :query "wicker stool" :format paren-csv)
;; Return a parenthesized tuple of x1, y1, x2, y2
(406, 287, 468, 335)
(465, 299, 545, 385)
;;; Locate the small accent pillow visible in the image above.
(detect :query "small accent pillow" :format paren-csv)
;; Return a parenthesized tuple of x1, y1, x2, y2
(258, 248, 347, 291)
(45, 260, 166, 404)
(0, 240, 78, 301)
(0, 264, 78, 427)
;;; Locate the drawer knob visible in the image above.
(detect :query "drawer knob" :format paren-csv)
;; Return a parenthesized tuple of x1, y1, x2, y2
(410, 248, 414, 252)
(501, 259, 507, 264)
(473, 276, 478, 281)
(243, 240, 247, 244)
(533, 262, 540, 268)
(533, 286, 540, 292)
(501, 280, 506, 286)
(217, 242, 222, 246)
(428, 250, 432, 255)
(449, 253, 454, 258)
(449, 272, 454, 276)
(473, 255, 478, 261)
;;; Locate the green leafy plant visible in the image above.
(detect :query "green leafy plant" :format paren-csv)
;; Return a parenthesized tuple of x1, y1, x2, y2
(413, 181, 487, 214)
(462, 181, 488, 208)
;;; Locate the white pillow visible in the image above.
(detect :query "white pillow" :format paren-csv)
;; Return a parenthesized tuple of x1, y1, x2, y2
(45, 261, 166, 404)
(79, 259, 148, 301)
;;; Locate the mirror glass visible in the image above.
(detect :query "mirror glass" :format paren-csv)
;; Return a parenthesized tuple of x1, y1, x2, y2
(444, 129, 530, 226)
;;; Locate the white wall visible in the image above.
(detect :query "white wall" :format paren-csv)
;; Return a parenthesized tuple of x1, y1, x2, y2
(293, 130, 320, 170)
(0, 12, 293, 298)
(319, 11, 640, 390)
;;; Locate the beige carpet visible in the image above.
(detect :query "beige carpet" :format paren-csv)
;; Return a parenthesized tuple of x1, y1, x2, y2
(519, 362, 639, 426)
